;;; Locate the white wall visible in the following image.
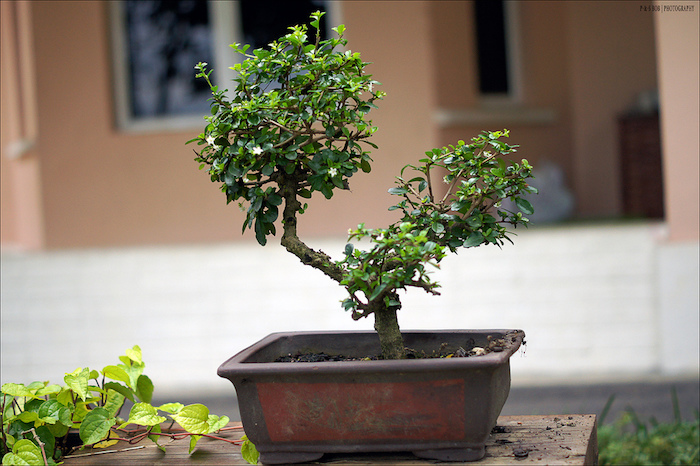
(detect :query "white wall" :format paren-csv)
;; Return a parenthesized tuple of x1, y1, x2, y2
(2, 222, 697, 397)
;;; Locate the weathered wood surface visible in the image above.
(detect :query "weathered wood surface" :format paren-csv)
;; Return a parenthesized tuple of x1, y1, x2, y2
(62, 414, 597, 465)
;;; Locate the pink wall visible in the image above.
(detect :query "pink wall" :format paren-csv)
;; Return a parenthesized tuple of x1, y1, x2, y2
(1, 1, 684, 250)
(654, 1, 700, 242)
(567, 1, 658, 218)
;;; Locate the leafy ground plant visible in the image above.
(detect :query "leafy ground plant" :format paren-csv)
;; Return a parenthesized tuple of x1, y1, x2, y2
(188, 11, 535, 360)
(598, 392, 700, 465)
(1, 346, 258, 465)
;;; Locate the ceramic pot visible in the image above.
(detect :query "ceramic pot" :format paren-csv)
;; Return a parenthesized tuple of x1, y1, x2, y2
(218, 329, 525, 464)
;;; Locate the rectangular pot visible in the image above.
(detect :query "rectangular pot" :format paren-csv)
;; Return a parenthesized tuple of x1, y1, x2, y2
(217, 329, 525, 464)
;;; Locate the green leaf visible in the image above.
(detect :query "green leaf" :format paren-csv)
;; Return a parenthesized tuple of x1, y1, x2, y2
(241, 435, 260, 465)
(64, 368, 90, 401)
(119, 360, 145, 391)
(35, 385, 61, 397)
(515, 197, 535, 215)
(79, 408, 116, 445)
(368, 282, 388, 302)
(3, 439, 44, 465)
(172, 404, 212, 435)
(388, 187, 408, 195)
(121, 402, 166, 428)
(37, 399, 72, 426)
(207, 414, 229, 432)
(102, 365, 130, 384)
(464, 232, 484, 248)
(102, 389, 126, 418)
(15, 411, 39, 425)
(103, 382, 134, 403)
(431, 222, 445, 234)
(157, 402, 184, 414)
(125, 345, 143, 365)
(1, 383, 40, 400)
(148, 424, 166, 452)
(135, 375, 154, 403)
(188, 435, 201, 454)
(360, 158, 371, 173)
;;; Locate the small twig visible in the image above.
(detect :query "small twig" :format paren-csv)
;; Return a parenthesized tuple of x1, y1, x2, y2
(23, 428, 48, 466)
(63, 445, 146, 458)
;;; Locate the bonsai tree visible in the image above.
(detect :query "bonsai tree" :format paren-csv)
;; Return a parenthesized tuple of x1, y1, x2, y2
(188, 12, 535, 360)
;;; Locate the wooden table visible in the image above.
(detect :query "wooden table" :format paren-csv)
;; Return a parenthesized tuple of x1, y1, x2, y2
(62, 414, 597, 465)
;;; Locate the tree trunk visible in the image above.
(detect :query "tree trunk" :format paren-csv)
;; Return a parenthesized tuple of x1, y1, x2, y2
(373, 295, 406, 360)
(278, 172, 406, 359)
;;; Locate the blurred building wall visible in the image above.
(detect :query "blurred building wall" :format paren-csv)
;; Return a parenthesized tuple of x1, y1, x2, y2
(3, 1, 693, 250)
(1, 1, 698, 391)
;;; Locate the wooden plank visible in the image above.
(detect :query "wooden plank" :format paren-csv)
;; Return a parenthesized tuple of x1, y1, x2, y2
(62, 415, 597, 465)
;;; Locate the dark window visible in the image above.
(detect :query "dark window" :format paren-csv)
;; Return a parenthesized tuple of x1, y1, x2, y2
(119, 0, 329, 122)
(474, 0, 510, 95)
(124, 0, 214, 118)
(240, 0, 329, 50)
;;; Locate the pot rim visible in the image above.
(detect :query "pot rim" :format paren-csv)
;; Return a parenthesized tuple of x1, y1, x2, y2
(217, 329, 525, 378)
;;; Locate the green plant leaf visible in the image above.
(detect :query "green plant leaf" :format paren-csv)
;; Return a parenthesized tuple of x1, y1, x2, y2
(37, 399, 72, 427)
(388, 187, 408, 195)
(35, 385, 61, 398)
(157, 402, 184, 414)
(171, 404, 212, 435)
(514, 197, 534, 215)
(3, 439, 44, 465)
(135, 375, 154, 403)
(15, 411, 39, 425)
(102, 389, 126, 418)
(121, 402, 166, 428)
(147, 424, 166, 452)
(1, 383, 40, 400)
(125, 345, 143, 365)
(64, 368, 90, 401)
(207, 414, 230, 432)
(188, 435, 201, 454)
(102, 365, 130, 384)
(241, 435, 260, 465)
(79, 407, 116, 445)
(103, 382, 134, 403)
(464, 232, 484, 248)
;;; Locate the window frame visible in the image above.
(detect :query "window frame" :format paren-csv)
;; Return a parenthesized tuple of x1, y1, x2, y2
(109, 1, 340, 133)
(476, 0, 523, 106)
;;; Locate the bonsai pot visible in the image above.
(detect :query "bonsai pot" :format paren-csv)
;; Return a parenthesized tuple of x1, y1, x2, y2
(218, 329, 525, 464)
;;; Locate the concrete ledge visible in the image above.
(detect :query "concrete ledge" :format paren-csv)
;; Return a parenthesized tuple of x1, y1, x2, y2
(2, 221, 697, 393)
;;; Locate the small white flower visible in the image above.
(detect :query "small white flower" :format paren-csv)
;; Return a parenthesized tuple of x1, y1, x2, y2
(205, 134, 216, 146)
(367, 82, 374, 92)
(328, 167, 338, 177)
(211, 144, 221, 152)
(251, 146, 263, 156)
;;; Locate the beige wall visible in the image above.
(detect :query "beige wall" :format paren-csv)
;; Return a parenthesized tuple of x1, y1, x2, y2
(654, 1, 699, 242)
(1, 1, 685, 250)
(1, 0, 43, 250)
(3, 1, 439, 249)
(567, 1, 659, 218)
(430, 1, 574, 188)
(31, 1, 238, 248)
